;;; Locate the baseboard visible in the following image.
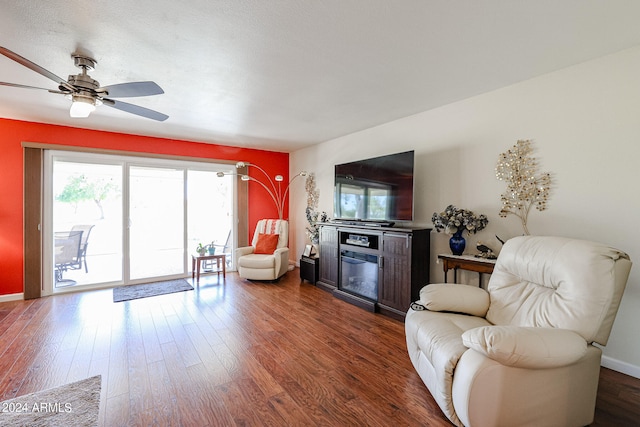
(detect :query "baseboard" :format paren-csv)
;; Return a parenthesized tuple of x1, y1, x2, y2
(601, 355, 640, 379)
(0, 293, 24, 302)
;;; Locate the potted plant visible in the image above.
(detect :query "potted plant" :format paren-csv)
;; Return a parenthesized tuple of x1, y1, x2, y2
(196, 243, 207, 256)
(432, 205, 488, 255)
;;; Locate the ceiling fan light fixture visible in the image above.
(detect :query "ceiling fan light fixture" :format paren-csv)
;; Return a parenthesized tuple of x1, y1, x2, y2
(0, 47, 168, 121)
(69, 95, 96, 118)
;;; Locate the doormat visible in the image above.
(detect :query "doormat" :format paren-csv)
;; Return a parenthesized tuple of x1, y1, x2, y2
(0, 375, 101, 427)
(113, 278, 193, 302)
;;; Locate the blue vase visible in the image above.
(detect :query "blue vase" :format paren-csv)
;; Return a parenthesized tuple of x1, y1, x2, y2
(449, 230, 466, 255)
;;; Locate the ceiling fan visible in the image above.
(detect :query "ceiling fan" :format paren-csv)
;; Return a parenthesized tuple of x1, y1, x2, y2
(0, 46, 168, 121)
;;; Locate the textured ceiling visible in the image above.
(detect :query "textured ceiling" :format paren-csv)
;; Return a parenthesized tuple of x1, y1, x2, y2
(1, 1, 640, 152)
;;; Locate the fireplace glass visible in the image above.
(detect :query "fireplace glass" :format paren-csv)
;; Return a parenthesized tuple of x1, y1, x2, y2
(340, 250, 378, 301)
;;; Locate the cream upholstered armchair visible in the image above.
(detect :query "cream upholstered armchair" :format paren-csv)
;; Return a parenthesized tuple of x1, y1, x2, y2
(405, 236, 632, 427)
(236, 219, 289, 281)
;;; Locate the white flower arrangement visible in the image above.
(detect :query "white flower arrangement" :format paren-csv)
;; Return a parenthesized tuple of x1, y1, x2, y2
(432, 205, 488, 235)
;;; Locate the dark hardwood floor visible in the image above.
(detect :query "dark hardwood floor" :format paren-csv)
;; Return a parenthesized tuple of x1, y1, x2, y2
(0, 270, 638, 426)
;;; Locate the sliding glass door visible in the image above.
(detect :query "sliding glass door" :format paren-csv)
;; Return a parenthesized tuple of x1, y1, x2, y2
(51, 159, 124, 287)
(45, 151, 235, 294)
(129, 166, 185, 280)
(187, 169, 234, 258)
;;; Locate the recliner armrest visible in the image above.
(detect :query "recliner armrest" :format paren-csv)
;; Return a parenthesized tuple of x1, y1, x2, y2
(273, 247, 289, 255)
(273, 247, 290, 277)
(462, 325, 588, 368)
(235, 246, 255, 258)
(418, 283, 490, 317)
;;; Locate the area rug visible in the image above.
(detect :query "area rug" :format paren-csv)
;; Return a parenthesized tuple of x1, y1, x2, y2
(113, 278, 193, 302)
(0, 375, 101, 427)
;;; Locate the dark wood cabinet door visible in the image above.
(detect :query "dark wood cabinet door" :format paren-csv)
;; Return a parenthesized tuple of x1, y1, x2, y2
(318, 226, 339, 288)
(378, 233, 412, 311)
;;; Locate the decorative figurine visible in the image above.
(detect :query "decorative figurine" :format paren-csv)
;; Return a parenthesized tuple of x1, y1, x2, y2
(475, 242, 497, 259)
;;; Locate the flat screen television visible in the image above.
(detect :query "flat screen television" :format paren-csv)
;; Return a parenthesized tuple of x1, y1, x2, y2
(334, 150, 414, 223)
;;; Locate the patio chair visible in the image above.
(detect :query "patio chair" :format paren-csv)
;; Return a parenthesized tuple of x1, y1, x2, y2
(214, 230, 232, 268)
(54, 230, 83, 285)
(70, 224, 95, 272)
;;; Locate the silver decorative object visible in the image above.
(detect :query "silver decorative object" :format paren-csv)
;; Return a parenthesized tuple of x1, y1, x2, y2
(496, 139, 552, 235)
(304, 173, 326, 245)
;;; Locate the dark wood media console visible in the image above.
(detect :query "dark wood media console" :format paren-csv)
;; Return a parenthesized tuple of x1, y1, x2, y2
(317, 223, 431, 321)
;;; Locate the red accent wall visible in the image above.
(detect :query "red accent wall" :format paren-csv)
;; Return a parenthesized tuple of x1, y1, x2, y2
(0, 118, 289, 296)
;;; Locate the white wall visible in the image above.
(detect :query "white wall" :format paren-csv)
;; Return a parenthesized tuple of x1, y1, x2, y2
(289, 45, 640, 377)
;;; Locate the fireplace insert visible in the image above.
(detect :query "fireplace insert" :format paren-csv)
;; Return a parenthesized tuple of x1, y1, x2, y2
(340, 249, 378, 301)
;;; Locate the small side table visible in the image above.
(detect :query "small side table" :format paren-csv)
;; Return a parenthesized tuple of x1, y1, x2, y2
(192, 253, 226, 282)
(437, 254, 496, 285)
(300, 255, 319, 284)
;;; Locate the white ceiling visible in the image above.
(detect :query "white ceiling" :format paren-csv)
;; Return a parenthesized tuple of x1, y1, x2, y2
(2, 1, 640, 152)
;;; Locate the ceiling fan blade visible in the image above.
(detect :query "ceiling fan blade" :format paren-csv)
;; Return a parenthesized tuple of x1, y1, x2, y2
(102, 98, 168, 121)
(0, 46, 74, 91)
(0, 82, 61, 93)
(101, 81, 164, 98)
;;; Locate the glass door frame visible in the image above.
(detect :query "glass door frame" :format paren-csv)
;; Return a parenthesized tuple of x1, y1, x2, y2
(43, 150, 237, 296)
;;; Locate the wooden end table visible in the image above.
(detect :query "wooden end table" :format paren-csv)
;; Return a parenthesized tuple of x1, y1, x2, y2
(192, 253, 226, 282)
(437, 254, 496, 285)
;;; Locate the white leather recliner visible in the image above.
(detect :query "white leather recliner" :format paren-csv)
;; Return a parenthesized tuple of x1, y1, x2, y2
(405, 236, 632, 427)
(236, 219, 289, 281)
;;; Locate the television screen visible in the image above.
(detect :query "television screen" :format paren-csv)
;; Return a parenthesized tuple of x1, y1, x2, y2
(334, 150, 414, 222)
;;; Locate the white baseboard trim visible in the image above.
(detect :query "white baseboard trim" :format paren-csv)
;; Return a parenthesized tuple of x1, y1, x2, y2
(0, 293, 24, 302)
(601, 355, 640, 379)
